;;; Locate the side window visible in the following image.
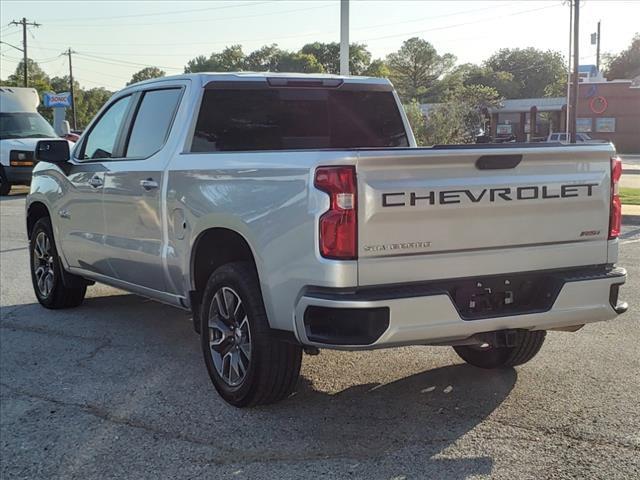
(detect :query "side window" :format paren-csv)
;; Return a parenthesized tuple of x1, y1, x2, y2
(550, 134, 558, 141)
(81, 95, 131, 160)
(125, 88, 182, 158)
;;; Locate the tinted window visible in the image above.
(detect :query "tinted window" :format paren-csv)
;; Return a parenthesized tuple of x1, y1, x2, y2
(126, 89, 182, 158)
(191, 87, 409, 152)
(82, 95, 131, 159)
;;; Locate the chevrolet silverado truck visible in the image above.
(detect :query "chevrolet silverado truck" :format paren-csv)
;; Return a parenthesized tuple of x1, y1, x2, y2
(26, 73, 627, 407)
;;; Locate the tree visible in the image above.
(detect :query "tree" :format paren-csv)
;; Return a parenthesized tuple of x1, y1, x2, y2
(74, 87, 113, 129)
(5, 59, 51, 93)
(184, 45, 245, 73)
(411, 84, 502, 145)
(604, 33, 640, 80)
(386, 37, 456, 102)
(276, 52, 324, 73)
(363, 59, 390, 78)
(127, 67, 165, 85)
(300, 42, 372, 75)
(484, 48, 566, 98)
(244, 44, 284, 71)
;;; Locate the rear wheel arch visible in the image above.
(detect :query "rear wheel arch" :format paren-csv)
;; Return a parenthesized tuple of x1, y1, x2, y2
(190, 227, 260, 295)
(190, 228, 263, 333)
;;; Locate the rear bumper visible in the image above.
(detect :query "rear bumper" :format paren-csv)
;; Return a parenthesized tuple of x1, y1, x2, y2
(3, 166, 33, 184)
(294, 266, 627, 349)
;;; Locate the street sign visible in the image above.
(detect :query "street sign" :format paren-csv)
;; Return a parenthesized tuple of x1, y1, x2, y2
(43, 92, 72, 108)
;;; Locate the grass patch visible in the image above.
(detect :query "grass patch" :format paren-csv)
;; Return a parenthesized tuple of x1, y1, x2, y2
(620, 187, 640, 205)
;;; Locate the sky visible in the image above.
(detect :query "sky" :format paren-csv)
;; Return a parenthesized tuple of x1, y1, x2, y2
(1, 0, 639, 91)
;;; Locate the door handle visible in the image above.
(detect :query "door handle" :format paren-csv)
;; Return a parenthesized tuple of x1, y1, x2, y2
(88, 176, 103, 188)
(140, 178, 159, 191)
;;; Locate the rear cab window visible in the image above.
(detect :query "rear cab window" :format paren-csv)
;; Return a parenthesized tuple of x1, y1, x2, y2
(125, 88, 182, 158)
(191, 83, 409, 152)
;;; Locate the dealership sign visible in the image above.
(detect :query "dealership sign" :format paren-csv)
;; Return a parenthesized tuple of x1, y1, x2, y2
(44, 92, 72, 108)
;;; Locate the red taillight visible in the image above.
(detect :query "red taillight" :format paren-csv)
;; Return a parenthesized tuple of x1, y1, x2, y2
(609, 156, 622, 239)
(314, 166, 357, 259)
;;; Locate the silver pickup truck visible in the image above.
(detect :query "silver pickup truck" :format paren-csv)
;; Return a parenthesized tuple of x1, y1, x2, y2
(26, 73, 627, 407)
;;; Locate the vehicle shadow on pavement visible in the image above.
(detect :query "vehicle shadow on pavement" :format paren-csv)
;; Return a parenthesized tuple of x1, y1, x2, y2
(1, 292, 516, 478)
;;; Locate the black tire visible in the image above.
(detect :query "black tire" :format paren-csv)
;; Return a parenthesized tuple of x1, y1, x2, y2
(29, 216, 87, 309)
(0, 167, 11, 196)
(453, 330, 546, 369)
(200, 261, 302, 407)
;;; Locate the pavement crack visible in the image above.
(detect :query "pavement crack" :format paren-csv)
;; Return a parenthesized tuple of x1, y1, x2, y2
(0, 382, 393, 465)
(487, 417, 640, 451)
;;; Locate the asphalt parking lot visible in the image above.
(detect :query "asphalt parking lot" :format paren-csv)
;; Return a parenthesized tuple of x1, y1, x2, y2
(1, 188, 639, 480)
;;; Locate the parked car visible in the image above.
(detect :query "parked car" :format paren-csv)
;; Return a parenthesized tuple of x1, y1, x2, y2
(26, 73, 627, 407)
(0, 86, 70, 195)
(546, 132, 609, 144)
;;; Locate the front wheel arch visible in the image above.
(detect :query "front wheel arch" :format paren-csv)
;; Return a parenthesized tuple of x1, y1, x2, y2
(27, 201, 51, 240)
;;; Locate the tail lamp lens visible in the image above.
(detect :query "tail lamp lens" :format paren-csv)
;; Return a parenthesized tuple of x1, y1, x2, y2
(314, 166, 357, 259)
(609, 156, 622, 239)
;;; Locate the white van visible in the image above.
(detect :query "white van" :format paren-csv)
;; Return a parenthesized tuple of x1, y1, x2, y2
(0, 86, 63, 195)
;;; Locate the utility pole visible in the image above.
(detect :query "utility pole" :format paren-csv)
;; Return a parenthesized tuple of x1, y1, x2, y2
(596, 20, 601, 71)
(9, 17, 41, 87)
(340, 0, 349, 75)
(565, 0, 573, 139)
(64, 48, 77, 130)
(569, 0, 580, 144)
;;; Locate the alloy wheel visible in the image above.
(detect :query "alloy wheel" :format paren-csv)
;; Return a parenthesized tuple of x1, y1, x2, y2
(208, 286, 252, 387)
(33, 231, 55, 298)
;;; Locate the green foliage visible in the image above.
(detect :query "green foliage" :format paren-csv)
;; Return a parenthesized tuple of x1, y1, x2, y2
(386, 37, 456, 102)
(127, 67, 166, 86)
(484, 48, 566, 98)
(403, 100, 428, 146)
(604, 34, 640, 80)
(184, 45, 246, 73)
(184, 42, 376, 75)
(409, 85, 502, 146)
(363, 59, 390, 78)
(1, 61, 112, 129)
(299, 42, 372, 75)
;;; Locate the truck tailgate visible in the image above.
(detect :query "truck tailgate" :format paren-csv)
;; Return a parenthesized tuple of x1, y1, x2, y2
(356, 144, 615, 286)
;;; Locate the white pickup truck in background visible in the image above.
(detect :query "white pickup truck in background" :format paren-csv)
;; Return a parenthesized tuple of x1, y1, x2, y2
(25, 73, 627, 406)
(0, 86, 67, 196)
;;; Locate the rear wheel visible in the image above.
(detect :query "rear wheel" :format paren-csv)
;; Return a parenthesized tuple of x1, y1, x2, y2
(453, 330, 546, 369)
(200, 262, 302, 407)
(30, 217, 87, 309)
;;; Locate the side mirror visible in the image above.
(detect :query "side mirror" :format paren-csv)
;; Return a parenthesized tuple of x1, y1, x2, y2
(35, 140, 70, 164)
(61, 120, 71, 136)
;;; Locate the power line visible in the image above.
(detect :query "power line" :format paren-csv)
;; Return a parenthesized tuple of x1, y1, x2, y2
(40, 3, 332, 28)
(359, 3, 562, 42)
(74, 52, 183, 72)
(44, 1, 272, 23)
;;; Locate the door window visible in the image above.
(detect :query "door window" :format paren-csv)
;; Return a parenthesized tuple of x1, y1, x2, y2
(125, 88, 182, 158)
(81, 95, 131, 160)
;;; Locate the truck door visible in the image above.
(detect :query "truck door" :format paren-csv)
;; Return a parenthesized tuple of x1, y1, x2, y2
(58, 94, 133, 276)
(101, 87, 183, 293)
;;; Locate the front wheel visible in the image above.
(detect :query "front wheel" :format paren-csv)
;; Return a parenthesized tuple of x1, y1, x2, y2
(453, 330, 546, 369)
(200, 262, 302, 407)
(29, 217, 87, 309)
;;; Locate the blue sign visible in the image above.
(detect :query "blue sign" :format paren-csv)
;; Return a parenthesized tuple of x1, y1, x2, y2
(44, 92, 72, 108)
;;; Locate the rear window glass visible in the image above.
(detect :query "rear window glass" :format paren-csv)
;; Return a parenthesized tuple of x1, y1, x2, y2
(191, 87, 409, 152)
